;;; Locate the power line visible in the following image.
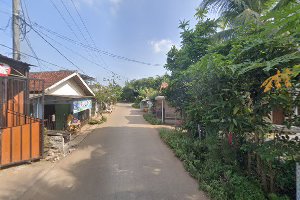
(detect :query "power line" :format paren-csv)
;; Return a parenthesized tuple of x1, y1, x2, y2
(20, 0, 54, 71)
(69, 0, 115, 76)
(58, 0, 88, 43)
(0, 17, 11, 31)
(19, 17, 87, 75)
(24, 36, 41, 66)
(0, 9, 127, 80)
(0, 9, 162, 67)
(20, 17, 127, 80)
(57, 0, 107, 72)
(33, 22, 162, 67)
(21, 0, 31, 25)
(48, 0, 81, 41)
(0, 43, 70, 71)
(37, 27, 128, 80)
(52, 0, 111, 79)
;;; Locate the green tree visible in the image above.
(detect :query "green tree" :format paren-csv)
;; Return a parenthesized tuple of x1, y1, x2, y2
(93, 80, 122, 108)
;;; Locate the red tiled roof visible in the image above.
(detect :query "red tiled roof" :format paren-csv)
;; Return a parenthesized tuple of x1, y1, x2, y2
(29, 70, 75, 91)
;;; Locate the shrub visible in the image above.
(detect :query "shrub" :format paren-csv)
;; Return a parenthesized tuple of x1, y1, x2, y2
(160, 129, 267, 200)
(132, 103, 140, 109)
(88, 119, 101, 125)
(102, 116, 107, 122)
(143, 113, 162, 125)
(88, 116, 107, 125)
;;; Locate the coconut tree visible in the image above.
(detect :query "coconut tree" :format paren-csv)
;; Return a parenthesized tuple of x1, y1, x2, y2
(202, 0, 296, 26)
(201, 0, 296, 40)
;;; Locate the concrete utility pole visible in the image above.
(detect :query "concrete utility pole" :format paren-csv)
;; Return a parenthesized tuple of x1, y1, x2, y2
(12, 0, 21, 60)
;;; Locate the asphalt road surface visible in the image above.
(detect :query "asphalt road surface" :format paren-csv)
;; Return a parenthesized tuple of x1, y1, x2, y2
(21, 103, 208, 200)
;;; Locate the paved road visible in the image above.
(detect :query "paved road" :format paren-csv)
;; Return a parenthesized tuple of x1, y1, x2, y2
(21, 103, 208, 200)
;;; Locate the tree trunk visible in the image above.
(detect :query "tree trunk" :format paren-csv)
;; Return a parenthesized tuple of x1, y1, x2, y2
(257, 155, 268, 192)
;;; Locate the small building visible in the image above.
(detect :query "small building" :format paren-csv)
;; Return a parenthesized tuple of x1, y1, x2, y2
(0, 54, 44, 167)
(29, 70, 97, 130)
(140, 98, 152, 112)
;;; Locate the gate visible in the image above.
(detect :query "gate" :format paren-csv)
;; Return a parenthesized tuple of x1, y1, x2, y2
(0, 76, 44, 168)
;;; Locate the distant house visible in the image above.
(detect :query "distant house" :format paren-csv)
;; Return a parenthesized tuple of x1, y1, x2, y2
(29, 70, 97, 130)
(0, 54, 44, 167)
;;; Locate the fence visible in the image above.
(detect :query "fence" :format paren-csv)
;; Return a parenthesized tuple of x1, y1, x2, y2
(0, 111, 41, 167)
(0, 76, 44, 168)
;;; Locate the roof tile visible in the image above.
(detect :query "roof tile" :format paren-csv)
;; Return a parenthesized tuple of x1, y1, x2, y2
(29, 70, 75, 91)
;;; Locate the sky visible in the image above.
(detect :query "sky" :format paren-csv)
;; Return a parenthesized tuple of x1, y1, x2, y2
(0, 0, 216, 85)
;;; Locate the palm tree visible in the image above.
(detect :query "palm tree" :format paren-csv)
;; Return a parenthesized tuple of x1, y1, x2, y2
(201, 0, 271, 26)
(201, 0, 295, 39)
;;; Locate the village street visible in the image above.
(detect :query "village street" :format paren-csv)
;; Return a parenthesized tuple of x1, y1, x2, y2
(0, 103, 207, 200)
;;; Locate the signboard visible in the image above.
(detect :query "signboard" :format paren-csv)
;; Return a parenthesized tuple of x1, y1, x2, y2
(73, 99, 92, 114)
(0, 64, 11, 77)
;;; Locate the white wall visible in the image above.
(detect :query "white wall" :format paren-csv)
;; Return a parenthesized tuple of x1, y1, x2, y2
(48, 79, 85, 96)
(32, 99, 43, 119)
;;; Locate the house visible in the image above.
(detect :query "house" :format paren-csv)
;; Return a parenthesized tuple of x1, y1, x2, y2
(29, 70, 97, 130)
(0, 54, 44, 167)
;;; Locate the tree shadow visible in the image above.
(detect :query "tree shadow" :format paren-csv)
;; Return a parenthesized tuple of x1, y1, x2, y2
(0, 126, 207, 200)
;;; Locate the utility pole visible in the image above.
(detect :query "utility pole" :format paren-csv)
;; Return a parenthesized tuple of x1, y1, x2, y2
(12, 0, 21, 60)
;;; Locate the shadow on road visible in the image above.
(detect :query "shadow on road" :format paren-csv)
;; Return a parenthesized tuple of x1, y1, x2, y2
(1, 126, 205, 200)
(0, 103, 207, 200)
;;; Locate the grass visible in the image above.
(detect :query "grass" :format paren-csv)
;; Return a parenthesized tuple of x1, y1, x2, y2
(132, 103, 140, 109)
(159, 128, 268, 200)
(143, 113, 162, 125)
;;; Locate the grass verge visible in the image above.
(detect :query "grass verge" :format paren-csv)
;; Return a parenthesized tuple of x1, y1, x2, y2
(159, 128, 268, 200)
(143, 113, 162, 125)
(132, 103, 140, 109)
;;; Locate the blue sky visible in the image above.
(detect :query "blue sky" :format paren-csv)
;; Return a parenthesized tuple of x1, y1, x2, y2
(0, 0, 215, 85)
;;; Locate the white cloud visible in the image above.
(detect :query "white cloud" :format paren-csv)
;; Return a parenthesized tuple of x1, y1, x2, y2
(109, 0, 123, 15)
(150, 39, 177, 54)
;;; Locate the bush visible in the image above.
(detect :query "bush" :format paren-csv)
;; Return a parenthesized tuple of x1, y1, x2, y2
(102, 116, 107, 122)
(132, 103, 140, 109)
(160, 129, 267, 200)
(143, 113, 162, 125)
(88, 119, 102, 125)
(88, 116, 107, 125)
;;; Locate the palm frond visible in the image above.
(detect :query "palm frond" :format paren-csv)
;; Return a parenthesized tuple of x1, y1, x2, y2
(212, 28, 236, 41)
(233, 8, 261, 25)
(272, 0, 295, 10)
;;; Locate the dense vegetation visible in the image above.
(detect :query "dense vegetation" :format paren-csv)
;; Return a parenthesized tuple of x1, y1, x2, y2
(88, 116, 107, 125)
(121, 76, 166, 103)
(160, 129, 266, 200)
(158, 1, 300, 199)
(93, 79, 122, 109)
(143, 113, 162, 125)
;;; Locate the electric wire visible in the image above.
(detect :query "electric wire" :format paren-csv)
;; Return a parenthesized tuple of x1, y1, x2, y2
(0, 9, 162, 67)
(55, 0, 111, 77)
(60, 0, 111, 80)
(33, 22, 162, 66)
(37, 28, 127, 80)
(0, 10, 125, 81)
(69, 0, 115, 76)
(19, 17, 86, 75)
(48, 0, 81, 41)
(0, 43, 72, 71)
